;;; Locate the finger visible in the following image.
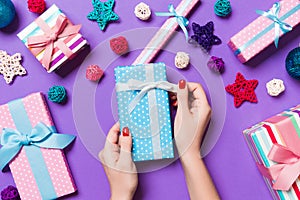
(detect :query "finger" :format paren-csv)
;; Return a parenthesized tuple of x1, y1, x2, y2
(117, 127, 135, 172)
(177, 80, 190, 113)
(98, 147, 119, 168)
(187, 83, 209, 105)
(169, 92, 177, 99)
(106, 122, 120, 144)
(191, 99, 202, 108)
(100, 122, 121, 167)
(172, 101, 178, 107)
(119, 127, 133, 156)
(169, 92, 178, 107)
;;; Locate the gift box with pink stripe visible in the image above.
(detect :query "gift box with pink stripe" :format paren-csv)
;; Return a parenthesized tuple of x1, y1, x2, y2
(243, 105, 300, 200)
(17, 4, 88, 73)
(0, 93, 76, 200)
(228, 0, 300, 63)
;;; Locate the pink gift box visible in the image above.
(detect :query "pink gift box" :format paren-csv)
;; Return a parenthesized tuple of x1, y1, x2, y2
(0, 93, 76, 200)
(228, 0, 300, 63)
(243, 105, 300, 200)
(17, 5, 88, 73)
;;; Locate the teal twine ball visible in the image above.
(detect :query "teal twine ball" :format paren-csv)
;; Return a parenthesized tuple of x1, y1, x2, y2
(48, 86, 67, 104)
(0, 0, 16, 28)
(286, 47, 300, 80)
(214, 0, 232, 17)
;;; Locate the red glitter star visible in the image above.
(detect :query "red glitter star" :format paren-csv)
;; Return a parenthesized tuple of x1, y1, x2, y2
(225, 72, 258, 108)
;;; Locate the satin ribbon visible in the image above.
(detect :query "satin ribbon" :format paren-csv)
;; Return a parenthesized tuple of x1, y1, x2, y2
(256, 2, 292, 48)
(116, 79, 177, 114)
(0, 122, 75, 171)
(257, 143, 300, 191)
(27, 15, 82, 71)
(155, 4, 189, 41)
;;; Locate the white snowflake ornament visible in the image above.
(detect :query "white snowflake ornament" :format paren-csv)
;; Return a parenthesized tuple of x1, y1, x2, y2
(0, 50, 27, 84)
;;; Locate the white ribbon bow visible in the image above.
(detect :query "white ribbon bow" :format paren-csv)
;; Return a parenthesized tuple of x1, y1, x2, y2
(116, 79, 178, 113)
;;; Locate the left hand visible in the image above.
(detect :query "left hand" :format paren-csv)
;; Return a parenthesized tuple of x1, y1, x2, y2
(99, 122, 138, 200)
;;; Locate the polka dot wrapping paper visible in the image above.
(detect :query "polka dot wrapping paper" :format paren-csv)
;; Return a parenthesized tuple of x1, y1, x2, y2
(114, 63, 174, 161)
(243, 105, 300, 200)
(17, 4, 88, 73)
(0, 93, 76, 200)
(228, 0, 300, 63)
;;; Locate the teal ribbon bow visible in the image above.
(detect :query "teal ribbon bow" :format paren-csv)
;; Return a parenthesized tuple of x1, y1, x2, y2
(256, 2, 292, 48)
(0, 122, 75, 171)
(155, 4, 189, 41)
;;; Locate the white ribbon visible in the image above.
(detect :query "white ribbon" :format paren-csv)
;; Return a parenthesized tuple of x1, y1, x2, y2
(116, 79, 177, 114)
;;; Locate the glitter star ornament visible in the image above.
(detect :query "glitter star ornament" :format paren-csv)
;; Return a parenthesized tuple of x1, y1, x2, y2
(87, 0, 119, 31)
(0, 50, 26, 84)
(225, 72, 258, 108)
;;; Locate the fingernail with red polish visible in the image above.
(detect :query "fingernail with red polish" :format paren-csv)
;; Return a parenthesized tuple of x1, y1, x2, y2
(172, 100, 178, 107)
(179, 80, 186, 89)
(122, 127, 129, 137)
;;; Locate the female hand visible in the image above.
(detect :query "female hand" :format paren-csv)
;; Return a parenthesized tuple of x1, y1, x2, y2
(174, 80, 212, 158)
(99, 123, 138, 200)
(173, 80, 219, 200)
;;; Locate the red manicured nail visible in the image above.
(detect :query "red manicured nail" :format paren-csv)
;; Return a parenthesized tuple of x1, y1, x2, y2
(172, 101, 178, 107)
(122, 127, 129, 137)
(179, 80, 186, 89)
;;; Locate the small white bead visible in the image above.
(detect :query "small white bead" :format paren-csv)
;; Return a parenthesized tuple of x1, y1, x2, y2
(266, 78, 285, 97)
(134, 2, 151, 21)
(175, 52, 190, 69)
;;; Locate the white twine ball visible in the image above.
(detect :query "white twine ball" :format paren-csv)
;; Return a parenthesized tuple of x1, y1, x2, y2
(266, 78, 285, 97)
(175, 52, 190, 69)
(134, 2, 151, 21)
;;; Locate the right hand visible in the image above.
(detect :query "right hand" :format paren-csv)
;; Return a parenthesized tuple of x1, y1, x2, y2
(173, 80, 211, 158)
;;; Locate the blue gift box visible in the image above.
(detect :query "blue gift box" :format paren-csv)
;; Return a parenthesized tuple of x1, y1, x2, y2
(114, 63, 175, 161)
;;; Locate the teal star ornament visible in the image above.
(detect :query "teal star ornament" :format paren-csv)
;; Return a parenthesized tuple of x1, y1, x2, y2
(87, 0, 119, 31)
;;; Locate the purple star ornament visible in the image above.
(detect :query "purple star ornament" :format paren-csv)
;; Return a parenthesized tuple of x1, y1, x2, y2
(189, 21, 221, 52)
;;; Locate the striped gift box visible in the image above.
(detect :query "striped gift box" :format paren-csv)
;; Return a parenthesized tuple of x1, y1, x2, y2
(243, 105, 300, 200)
(17, 4, 88, 73)
(133, 0, 199, 65)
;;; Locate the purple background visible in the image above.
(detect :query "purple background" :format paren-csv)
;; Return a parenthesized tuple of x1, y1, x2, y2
(0, 0, 300, 199)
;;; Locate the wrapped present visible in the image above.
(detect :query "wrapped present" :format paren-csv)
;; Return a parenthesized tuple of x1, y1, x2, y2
(17, 4, 88, 73)
(114, 63, 176, 161)
(243, 105, 300, 200)
(133, 0, 199, 65)
(0, 93, 76, 200)
(228, 0, 300, 63)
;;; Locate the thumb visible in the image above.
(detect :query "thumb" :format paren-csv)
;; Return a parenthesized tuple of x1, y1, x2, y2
(117, 127, 135, 172)
(119, 127, 132, 152)
(177, 80, 189, 113)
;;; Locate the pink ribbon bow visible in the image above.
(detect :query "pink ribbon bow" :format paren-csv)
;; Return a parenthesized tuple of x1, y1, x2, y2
(257, 143, 300, 191)
(27, 15, 81, 71)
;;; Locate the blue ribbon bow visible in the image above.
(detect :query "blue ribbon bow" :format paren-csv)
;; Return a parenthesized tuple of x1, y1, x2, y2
(155, 4, 189, 41)
(256, 2, 293, 48)
(0, 122, 75, 171)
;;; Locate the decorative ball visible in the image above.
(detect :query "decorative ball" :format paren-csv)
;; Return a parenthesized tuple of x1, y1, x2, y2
(175, 52, 190, 69)
(110, 36, 129, 55)
(207, 56, 225, 73)
(266, 78, 285, 97)
(48, 86, 67, 104)
(86, 64, 104, 81)
(27, 0, 46, 14)
(214, 0, 232, 17)
(0, 0, 16, 29)
(134, 2, 151, 21)
(1, 185, 20, 200)
(286, 47, 300, 80)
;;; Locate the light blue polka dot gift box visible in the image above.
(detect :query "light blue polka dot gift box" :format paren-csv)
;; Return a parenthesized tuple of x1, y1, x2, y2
(114, 63, 177, 161)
